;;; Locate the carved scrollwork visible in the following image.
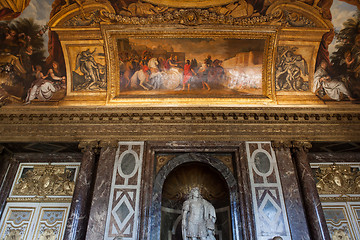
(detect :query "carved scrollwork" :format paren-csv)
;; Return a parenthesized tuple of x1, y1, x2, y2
(63, 10, 106, 26)
(268, 8, 316, 27)
(156, 154, 176, 173)
(100, 4, 269, 26)
(97, 0, 319, 27)
(315, 164, 360, 195)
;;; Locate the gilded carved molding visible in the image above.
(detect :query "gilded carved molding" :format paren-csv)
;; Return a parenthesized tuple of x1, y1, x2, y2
(78, 140, 99, 153)
(99, 1, 320, 27)
(0, 107, 359, 142)
(291, 141, 312, 152)
(48, 0, 327, 28)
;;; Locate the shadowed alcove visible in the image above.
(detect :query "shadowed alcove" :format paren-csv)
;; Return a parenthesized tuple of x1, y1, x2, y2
(161, 162, 232, 240)
(149, 153, 242, 240)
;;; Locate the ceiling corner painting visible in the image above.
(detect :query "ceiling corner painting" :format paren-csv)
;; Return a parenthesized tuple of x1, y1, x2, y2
(0, 0, 359, 106)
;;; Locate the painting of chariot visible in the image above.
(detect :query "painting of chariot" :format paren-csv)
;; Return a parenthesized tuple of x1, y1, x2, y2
(116, 37, 265, 97)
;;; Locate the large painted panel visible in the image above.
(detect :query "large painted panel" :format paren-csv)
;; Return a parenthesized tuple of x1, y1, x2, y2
(117, 37, 264, 96)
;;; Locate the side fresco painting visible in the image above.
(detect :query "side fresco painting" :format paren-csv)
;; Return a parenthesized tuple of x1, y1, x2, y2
(312, 2, 360, 102)
(0, 18, 67, 104)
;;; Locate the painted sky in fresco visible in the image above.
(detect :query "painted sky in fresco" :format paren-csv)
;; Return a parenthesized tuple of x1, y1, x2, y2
(329, 0, 358, 55)
(18, 0, 53, 56)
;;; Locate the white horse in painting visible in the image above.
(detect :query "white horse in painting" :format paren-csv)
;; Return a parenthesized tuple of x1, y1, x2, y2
(130, 57, 183, 90)
(130, 58, 160, 90)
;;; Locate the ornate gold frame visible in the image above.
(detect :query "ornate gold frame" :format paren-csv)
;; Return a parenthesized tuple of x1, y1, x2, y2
(102, 25, 277, 106)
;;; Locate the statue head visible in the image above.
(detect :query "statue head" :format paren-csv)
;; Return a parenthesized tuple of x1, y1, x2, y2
(189, 187, 201, 199)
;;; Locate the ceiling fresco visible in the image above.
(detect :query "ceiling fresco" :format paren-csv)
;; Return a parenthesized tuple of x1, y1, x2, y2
(0, 0, 359, 106)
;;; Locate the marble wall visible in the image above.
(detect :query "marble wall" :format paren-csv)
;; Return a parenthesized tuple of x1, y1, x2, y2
(103, 142, 144, 240)
(0, 142, 318, 240)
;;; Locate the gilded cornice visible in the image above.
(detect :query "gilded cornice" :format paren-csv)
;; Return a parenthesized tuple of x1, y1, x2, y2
(0, 106, 359, 142)
(48, 0, 330, 29)
(99, 1, 325, 28)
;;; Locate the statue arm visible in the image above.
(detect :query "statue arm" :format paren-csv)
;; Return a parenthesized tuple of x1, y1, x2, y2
(182, 202, 189, 240)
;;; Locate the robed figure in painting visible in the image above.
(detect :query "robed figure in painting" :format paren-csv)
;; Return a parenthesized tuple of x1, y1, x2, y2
(182, 188, 216, 240)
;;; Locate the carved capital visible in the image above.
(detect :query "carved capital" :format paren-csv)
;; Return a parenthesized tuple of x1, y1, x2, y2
(99, 140, 119, 149)
(271, 141, 292, 150)
(291, 141, 312, 152)
(78, 141, 99, 153)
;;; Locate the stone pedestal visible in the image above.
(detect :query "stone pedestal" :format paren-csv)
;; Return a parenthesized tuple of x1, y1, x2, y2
(292, 141, 330, 240)
(272, 141, 310, 240)
(85, 141, 118, 239)
(63, 141, 98, 240)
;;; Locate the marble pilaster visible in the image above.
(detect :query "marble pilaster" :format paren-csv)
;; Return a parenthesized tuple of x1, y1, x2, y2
(0, 151, 17, 218)
(85, 141, 118, 240)
(63, 141, 98, 240)
(272, 141, 310, 240)
(291, 141, 330, 240)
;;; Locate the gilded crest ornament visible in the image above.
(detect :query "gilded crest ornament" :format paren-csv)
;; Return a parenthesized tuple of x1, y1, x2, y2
(315, 164, 360, 195)
(12, 165, 76, 197)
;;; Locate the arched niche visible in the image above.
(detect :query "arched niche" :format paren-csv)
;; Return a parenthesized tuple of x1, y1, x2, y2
(150, 153, 242, 240)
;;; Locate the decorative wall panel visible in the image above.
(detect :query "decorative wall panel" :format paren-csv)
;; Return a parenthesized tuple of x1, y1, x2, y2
(322, 202, 360, 240)
(104, 142, 144, 240)
(246, 142, 291, 240)
(0, 162, 79, 240)
(0, 202, 71, 240)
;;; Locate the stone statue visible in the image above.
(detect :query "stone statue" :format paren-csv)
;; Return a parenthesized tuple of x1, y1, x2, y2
(181, 187, 216, 240)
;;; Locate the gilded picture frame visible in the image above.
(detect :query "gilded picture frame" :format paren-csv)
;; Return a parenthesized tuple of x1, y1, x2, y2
(103, 26, 276, 105)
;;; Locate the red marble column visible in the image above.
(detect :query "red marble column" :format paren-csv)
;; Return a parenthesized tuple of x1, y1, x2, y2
(86, 140, 118, 239)
(63, 141, 98, 240)
(272, 141, 310, 240)
(291, 141, 330, 240)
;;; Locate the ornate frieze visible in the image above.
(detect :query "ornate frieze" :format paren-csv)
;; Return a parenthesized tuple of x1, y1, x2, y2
(0, 107, 360, 142)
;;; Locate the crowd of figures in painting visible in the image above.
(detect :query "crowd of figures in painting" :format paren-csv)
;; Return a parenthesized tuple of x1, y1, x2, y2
(117, 38, 263, 93)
